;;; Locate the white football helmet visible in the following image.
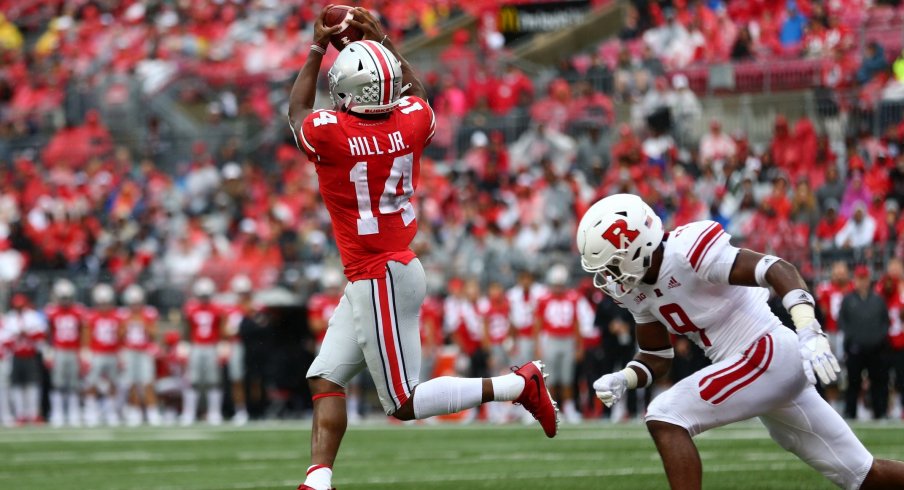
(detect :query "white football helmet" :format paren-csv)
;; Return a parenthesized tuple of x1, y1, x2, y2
(92, 283, 115, 306)
(53, 279, 76, 301)
(123, 284, 145, 305)
(320, 268, 344, 290)
(328, 40, 406, 115)
(193, 277, 216, 298)
(546, 264, 569, 287)
(576, 194, 664, 298)
(230, 274, 253, 295)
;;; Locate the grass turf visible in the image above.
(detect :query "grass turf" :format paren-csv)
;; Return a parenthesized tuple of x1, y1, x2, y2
(1, 420, 902, 489)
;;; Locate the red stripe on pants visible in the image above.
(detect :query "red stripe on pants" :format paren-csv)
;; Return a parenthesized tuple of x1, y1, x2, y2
(698, 338, 759, 388)
(376, 277, 409, 406)
(710, 335, 774, 404)
(699, 335, 768, 402)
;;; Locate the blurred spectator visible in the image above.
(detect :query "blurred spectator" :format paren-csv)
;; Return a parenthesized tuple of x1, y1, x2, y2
(857, 42, 889, 85)
(669, 74, 702, 145)
(0, 13, 23, 51)
(835, 201, 876, 249)
(894, 49, 904, 83)
(779, 2, 807, 48)
(575, 123, 611, 181)
(816, 261, 854, 352)
(790, 179, 820, 228)
(815, 199, 846, 250)
(839, 266, 889, 419)
(730, 25, 754, 60)
(876, 258, 904, 418)
(699, 120, 736, 166)
(817, 165, 845, 212)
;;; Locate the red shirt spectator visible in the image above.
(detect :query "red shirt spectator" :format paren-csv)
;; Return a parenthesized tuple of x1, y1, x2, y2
(815, 263, 854, 333)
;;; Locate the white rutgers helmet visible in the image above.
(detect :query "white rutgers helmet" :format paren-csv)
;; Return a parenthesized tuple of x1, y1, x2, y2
(53, 279, 76, 301)
(576, 194, 664, 298)
(193, 277, 216, 298)
(92, 283, 115, 306)
(123, 284, 145, 305)
(328, 40, 407, 115)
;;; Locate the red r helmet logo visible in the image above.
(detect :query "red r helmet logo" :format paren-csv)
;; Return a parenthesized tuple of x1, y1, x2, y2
(601, 219, 640, 249)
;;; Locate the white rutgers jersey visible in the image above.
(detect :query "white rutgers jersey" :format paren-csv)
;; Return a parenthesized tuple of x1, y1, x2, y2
(615, 220, 783, 362)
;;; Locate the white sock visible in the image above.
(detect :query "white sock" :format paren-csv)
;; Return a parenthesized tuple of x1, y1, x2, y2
(182, 388, 198, 420)
(207, 388, 222, 417)
(11, 387, 24, 419)
(0, 387, 11, 424)
(490, 373, 525, 402)
(84, 395, 99, 424)
(303, 465, 333, 490)
(103, 397, 119, 423)
(50, 390, 64, 421)
(24, 385, 39, 419)
(412, 377, 483, 420)
(67, 393, 81, 424)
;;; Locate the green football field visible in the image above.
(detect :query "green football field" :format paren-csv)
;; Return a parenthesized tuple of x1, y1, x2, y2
(1, 420, 903, 489)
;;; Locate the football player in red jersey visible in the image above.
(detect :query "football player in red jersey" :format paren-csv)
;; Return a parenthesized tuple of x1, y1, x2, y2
(815, 261, 853, 353)
(307, 269, 345, 351)
(535, 265, 593, 424)
(46, 279, 85, 427)
(83, 284, 123, 427)
(181, 277, 225, 426)
(580, 194, 904, 489)
(119, 285, 160, 426)
(288, 8, 557, 490)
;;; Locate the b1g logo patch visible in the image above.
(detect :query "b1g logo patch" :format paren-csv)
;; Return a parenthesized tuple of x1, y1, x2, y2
(602, 219, 639, 249)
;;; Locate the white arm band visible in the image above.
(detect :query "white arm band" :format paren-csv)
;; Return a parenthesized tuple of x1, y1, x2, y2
(782, 289, 817, 331)
(626, 360, 654, 388)
(754, 255, 781, 287)
(638, 347, 675, 359)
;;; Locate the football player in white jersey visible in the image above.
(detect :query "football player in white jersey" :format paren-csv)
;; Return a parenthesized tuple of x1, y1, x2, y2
(577, 194, 904, 490)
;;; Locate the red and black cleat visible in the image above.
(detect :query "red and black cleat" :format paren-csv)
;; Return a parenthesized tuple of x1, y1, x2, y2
(512, 360, 559, 438)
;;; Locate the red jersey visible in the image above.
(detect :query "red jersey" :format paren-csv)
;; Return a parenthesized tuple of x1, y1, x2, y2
(815, 280, 853, 333)
(184, 301, 223, 345)
(419, 296, 444, 345)
(119, 306, 158, 351)
(537, 290, 583, 338)
(307, 293, 342, 345)
(156, 347, 187, 379)
(298, 95, 435, 281)
(86, 309, 123, 354)
(221, 303, 258, 341)
(876, 277, 904, 350)
(46, 304, 85, 351)
(477, 297, 511, 345)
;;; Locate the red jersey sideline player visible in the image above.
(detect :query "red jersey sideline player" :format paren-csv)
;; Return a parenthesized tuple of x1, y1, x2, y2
(287, 8, 557, 490)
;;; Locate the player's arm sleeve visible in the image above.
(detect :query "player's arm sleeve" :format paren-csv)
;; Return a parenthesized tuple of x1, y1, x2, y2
(297, 114, 320, 161)
(686, 221, 739, 285)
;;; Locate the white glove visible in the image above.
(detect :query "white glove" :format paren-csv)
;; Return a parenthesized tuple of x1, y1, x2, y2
(593, 372, 628, 407)
(797, 323, 840, 385)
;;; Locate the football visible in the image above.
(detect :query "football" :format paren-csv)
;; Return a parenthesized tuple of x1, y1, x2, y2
(324, 5, 364, 51)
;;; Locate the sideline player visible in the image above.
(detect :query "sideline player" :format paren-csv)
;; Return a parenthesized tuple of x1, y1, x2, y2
(83, 284, 123, 427)
(182, 277, 225, 426)
(45, 279, 85, 427)
(578, 193, 904, 489)
(287, 7, 557, 490)
(119, 285, 160, 426)
(507, 269, 546, 367)
(535, 265, 591, 424)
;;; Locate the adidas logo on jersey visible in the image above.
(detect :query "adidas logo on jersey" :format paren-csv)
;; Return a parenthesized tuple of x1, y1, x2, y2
(668, 276, 682, 289)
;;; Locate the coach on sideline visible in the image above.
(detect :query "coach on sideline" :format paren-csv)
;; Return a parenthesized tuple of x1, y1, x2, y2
(838, 265, 890, 420)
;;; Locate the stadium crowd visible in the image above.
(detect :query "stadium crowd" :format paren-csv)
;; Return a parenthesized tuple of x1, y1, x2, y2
(0, 0, 904, 426)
